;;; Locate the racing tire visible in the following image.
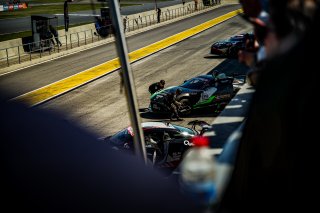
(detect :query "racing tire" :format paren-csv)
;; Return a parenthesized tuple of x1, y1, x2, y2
(179, 99, 192, 115)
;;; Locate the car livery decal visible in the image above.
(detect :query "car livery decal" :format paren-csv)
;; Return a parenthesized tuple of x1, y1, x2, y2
(193, 95, 217, 108)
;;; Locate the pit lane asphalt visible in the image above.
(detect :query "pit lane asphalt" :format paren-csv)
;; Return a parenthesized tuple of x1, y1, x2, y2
(0, 4, 251, 137)
(39, 15, 251, 137)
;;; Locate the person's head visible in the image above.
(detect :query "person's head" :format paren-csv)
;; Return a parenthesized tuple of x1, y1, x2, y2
(159, 80, 165, 86)
(175, 88, 182, 95)
(212, 69, 220, 77)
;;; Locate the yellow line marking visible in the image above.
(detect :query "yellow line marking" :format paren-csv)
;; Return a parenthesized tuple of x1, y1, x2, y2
(13, 9, 243, 106)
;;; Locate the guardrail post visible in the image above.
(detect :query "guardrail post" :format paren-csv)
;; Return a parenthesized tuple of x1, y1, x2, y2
(6, 48, 9, 67)
(18, 46, 21, 64)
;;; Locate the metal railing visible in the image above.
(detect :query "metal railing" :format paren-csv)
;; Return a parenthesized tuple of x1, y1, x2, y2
(0, 2, 219, 69)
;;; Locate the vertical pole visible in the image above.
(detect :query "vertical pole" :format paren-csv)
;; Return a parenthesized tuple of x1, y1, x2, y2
(66, 35, 68, 50)
(29, 43, 32, 61)
(39, 41, 42, 58)
(77, 32, 79, 47)
(57, 39, 60, 53)
(18, 46, 21, 64)
(91, 29, 94, 43)
(109, 0, 147, 164)
(85, 31, 87, 45)
(6, 48, 9, 67)
(70, 34, 73, 49)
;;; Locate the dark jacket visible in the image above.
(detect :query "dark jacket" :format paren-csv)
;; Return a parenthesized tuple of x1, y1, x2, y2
(149, 82, 164, 94)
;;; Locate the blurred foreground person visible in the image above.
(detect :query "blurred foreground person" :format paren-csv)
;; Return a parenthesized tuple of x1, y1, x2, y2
(0, 97, 198, 213)
(216, 0, 320, 212)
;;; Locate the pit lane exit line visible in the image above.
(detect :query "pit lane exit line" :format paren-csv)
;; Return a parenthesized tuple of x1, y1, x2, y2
(12, 9, 243, 107)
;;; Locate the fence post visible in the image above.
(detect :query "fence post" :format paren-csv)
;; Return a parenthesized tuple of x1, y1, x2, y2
(77, 32, 80, 47)
(6, 48, 9, 67)
(18, 46, 21, 64)
(64, 35, 67, 50)
(29, 43, 31, 61)
(91, 29, 93, 43)
(39, 41, 42, 58)
(85, 31, 87, 45)
(70, 34, 72, 49)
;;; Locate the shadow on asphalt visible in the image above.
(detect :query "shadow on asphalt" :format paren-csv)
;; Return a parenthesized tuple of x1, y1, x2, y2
(207, 58, 249, 76)
(204, 55, 226, 59)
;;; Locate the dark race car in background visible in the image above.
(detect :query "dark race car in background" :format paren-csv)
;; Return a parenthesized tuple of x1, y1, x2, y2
(149, 74, 236, 115)
(210, 33, 254, 57)
(103, 121, 210, 174)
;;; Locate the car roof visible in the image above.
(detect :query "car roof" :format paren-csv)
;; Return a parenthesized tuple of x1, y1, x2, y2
(142, 122, 175, 130)
(195, 75, 214, 80)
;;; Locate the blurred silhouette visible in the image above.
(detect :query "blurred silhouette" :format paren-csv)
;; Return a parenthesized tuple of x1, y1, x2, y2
(216, 0, 320, 212)
(1, 96, 199, 212)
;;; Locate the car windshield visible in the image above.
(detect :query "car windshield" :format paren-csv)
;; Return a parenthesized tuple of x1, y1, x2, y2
(180, 78, 209, 90)
(109, 128, 133, 147)
(229, 36, 244, 42)
(172, 125, 196, 136)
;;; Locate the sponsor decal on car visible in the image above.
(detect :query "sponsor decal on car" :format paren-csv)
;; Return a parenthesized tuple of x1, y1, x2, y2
(184, 140, 194, 146)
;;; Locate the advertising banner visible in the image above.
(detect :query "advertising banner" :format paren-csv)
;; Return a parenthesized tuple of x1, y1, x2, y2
(21, 3, 28, 9)
(0, 3, 28, 12)
(3, 5, 8, 11)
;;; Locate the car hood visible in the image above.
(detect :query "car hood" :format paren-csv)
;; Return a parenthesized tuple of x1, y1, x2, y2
(150, 86, 202, 100)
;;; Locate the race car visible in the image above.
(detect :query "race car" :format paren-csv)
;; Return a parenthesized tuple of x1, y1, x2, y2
(210, 33, 254, 57)
(103, 121, 209, 174)
(149, 73, 235, 115)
